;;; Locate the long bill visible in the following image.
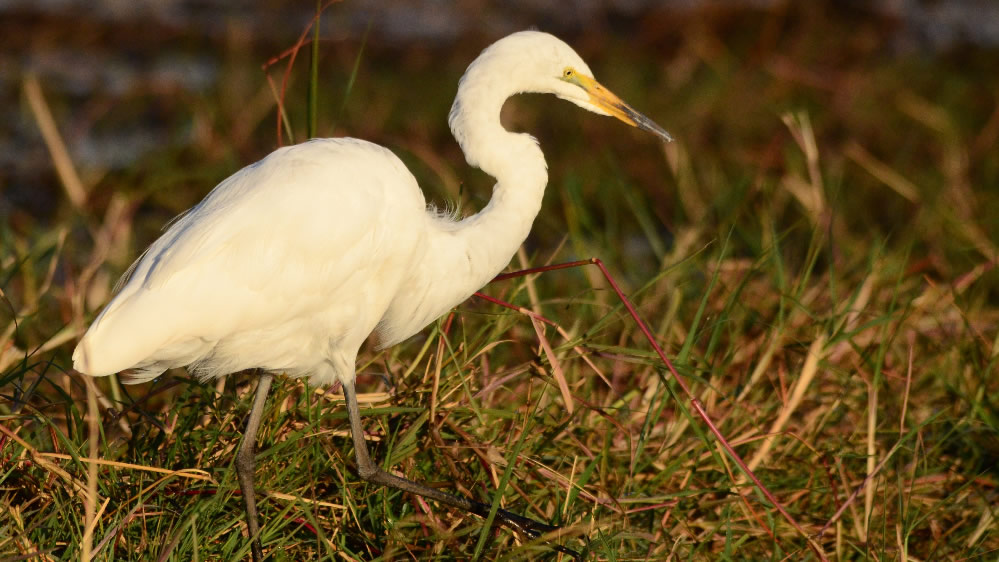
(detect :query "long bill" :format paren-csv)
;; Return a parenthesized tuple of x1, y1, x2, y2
(578, 74, 673, 143)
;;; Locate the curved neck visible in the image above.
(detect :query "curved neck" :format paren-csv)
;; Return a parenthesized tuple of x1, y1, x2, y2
(438, 60, 550, 293)
(379, 35, 564, 347)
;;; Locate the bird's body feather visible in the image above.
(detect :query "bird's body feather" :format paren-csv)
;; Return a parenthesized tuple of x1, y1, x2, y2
(76, 139, 429, 384)
(73, 30, 670, 390)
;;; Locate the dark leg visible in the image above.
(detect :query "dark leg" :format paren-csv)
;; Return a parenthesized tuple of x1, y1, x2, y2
(235, 373, 273, 562)
(341, 379, 580, 559)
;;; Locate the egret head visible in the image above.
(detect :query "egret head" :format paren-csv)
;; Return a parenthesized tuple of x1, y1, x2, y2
(551, 64, 673, 143)
(488, 31, 674, 143)
(450, 31, 673, 170)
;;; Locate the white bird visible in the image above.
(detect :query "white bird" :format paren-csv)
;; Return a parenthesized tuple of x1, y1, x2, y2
(74, 30, 671, 560)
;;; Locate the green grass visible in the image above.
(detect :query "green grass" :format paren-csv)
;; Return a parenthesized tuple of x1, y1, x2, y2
(3, 4, 998, 560)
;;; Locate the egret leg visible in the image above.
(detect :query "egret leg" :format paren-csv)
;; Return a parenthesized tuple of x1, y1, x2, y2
(235, 372, 273, 562)
(341, 379, 580, 559)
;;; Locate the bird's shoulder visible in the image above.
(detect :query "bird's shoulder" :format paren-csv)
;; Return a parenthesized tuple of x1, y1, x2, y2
(124, 137, 426, 292)
(230, 137, 421, 202)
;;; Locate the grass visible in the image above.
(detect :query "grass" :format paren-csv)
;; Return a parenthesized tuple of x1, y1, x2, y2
(2, 3, 998, 560)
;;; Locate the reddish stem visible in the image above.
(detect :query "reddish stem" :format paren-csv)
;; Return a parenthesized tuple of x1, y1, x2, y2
(485, 257, 824, 558)
(261, 0, 341, 146)
(471, 292, 557, 327)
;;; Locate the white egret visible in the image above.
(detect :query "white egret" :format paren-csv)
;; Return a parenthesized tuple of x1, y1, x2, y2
(74, 30, 671, 559)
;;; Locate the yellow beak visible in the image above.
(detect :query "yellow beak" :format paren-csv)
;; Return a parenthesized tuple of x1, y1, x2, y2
(577, 74, 673, 143)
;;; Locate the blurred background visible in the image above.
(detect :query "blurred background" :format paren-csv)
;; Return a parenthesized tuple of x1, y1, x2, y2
(3, 0, 998, 232)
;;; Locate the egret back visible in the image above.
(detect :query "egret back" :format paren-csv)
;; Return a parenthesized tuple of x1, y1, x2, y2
(73, 139, 427, 382)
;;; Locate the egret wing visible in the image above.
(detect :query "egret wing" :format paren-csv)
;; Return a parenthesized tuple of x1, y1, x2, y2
(74, 139, 425, 379)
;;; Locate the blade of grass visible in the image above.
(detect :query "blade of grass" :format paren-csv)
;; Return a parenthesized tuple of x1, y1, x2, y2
(307, 0, 321, 139)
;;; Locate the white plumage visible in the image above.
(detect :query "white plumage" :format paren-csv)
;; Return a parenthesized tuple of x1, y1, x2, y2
(76, 139, 426, 383)
(73, 31, 670, 388)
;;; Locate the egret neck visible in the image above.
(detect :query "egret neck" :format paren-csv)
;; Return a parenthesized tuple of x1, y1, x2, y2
(441, 61, 549, 298)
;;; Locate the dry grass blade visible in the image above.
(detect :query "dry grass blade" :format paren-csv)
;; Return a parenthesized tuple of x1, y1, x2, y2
(529, 316, 574, 414)
(34, 452, 213, 482)
(844, 141, 920, 202)
(746, 333, 827, 472)
(966, 508, 996, 548)
(818, 439, 906, 538)
(780, 111, 827, 226)
(22, 74, 87, 210)
(0, 424, 90, 501)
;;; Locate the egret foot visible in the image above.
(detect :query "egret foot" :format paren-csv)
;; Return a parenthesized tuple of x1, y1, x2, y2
(342, 379, 581, 560)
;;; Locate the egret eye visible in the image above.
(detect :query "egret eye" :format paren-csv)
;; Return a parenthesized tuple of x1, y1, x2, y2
(563, 68, 574, 79)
